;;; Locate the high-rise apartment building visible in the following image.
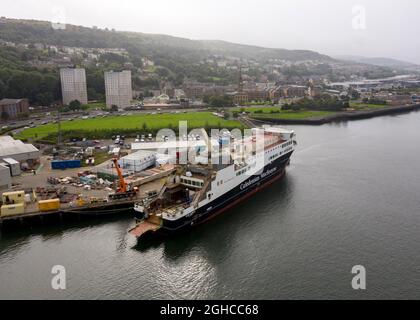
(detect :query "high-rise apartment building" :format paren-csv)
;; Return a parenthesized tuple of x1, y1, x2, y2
(105, 70, 132, 110)
(60, 68, 88, 105)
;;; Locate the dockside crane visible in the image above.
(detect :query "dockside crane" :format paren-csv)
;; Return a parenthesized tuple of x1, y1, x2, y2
(108, 158, 138, 201)
(112, 158, 127, 193)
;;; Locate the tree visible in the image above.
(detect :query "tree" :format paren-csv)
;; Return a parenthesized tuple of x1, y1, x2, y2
(17, 112, 29, 119)
(203, 96, 211, 104)
(209, 95, 234, 108)
(1, 111, 10, 122)
(350, 90, 361, 100)
(291, 104, 302, 111)
(36, 92, 54, 106)
(69, 100, 82, 111)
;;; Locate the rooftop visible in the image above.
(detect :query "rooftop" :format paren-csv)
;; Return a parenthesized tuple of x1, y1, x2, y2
(0, 98, 27, 106)
(0, 136, 39, 158)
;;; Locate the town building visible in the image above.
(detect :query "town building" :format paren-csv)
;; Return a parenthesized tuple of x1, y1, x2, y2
(269, 85, 309, 101)
(386, 94, 413, 106)
(144, 94, 171, 105)
(163, 84, 175, 98)
(227, 92, 248, 105)
(282, 85, 308, 98)
(244, 89, 269, 102)
(60, 68, 88, 105)
(184, 85, 205, 98)
(105, 70, 133, 110)
(0, 99, 29, 119)
(174, 89, 186, 100)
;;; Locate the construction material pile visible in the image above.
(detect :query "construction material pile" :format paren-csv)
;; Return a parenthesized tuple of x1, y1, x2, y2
(35, 186, 77, 203)
(47, 171, 112, 190)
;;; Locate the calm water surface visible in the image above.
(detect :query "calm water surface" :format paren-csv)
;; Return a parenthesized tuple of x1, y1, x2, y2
(1, 111, 420, 299)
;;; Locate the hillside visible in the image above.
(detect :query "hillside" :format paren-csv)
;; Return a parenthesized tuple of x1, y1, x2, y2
(0, 17, 399, 106)
(0, 18, 331, 62)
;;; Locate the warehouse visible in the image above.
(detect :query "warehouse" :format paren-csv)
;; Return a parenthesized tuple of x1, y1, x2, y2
(0, 136, 40, 167)
(96, 150, 156, 179)
(0, 164, 12, 190)
(118, 150, 156, 174)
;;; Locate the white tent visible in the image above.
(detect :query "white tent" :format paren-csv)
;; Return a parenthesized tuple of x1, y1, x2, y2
(0, 136, 40, 163)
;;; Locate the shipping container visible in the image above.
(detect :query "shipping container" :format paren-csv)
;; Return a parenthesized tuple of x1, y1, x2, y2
(0, 164, 11, 190)
(2, 158, 21, 176)
(51, 159, 82, 170)
(1, 203, 25, 217)
(38, 198, 60, 212)
(2, 190, 25, 205)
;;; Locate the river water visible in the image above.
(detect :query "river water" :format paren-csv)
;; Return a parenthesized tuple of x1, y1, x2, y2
(1, 111, 420, 300)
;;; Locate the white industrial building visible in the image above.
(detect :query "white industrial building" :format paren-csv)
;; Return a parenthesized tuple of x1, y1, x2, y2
(0, 164, 11, 190)
(60, 68, 88, 105)
(1, 158, 21, 176)
(105, 70, 132, 110)
(0, 136, 40, 169)
(96, 150, 156, 179)
(118, 150, 156, 174)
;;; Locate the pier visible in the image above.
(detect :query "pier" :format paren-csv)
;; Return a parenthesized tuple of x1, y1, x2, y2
(0, 197, 138, 229)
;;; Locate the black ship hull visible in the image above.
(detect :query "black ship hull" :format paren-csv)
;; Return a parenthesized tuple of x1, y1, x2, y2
(136, 151, 293, 236)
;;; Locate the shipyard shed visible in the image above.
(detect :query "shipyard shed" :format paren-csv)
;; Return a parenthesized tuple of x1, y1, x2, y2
(0, 136, 40, 164)
(119, 150, 156, 174)
(0, 164, 12, 190)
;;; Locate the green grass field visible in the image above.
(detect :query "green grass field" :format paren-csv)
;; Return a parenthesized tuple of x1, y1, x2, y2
(250, 110, 334, 120)
(350, 102, 388, 110)
(16, 112, 243, 140)
(230, 106, 281, 113)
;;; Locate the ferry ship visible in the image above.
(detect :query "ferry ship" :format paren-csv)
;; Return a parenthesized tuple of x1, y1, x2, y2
(129, 127, 296, 239)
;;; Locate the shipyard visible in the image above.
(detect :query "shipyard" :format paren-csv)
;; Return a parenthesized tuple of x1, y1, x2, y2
(2, 1, 420, 305)
(0, 122, 296, 242)
(0, 134, 174, 227)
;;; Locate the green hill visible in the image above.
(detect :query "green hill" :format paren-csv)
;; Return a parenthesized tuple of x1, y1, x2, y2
(0, 18, 331, 62)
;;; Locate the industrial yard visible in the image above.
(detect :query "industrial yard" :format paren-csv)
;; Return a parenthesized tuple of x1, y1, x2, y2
(0, 127, 217, 228)
(0, 132, 186, 227)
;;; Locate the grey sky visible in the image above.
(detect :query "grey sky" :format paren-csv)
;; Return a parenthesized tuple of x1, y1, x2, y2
(3, 0, 420, 63)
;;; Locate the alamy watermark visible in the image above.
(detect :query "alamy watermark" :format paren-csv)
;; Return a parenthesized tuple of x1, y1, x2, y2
(149, 123, 283, 177)
(51, 6, 66, 30)
(351, 265, 366, 290)
(352, 5, 366, 30)
(51, 265, 66, 290)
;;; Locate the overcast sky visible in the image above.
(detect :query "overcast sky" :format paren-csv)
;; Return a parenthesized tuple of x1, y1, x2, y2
(3, 0, 420, 63)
